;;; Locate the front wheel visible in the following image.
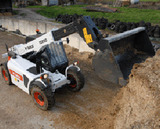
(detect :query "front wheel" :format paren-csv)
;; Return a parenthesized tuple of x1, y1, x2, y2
(67, 68, 85, 92)
(31, 86, 55, 110)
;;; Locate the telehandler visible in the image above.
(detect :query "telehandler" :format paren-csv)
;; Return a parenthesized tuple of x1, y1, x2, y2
(1, 16, 155, 110)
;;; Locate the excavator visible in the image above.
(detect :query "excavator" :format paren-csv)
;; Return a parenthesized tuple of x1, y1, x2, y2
(1, 16, 155, 110)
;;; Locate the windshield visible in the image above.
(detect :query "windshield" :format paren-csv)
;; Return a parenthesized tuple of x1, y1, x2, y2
(47, 42, 68, 69)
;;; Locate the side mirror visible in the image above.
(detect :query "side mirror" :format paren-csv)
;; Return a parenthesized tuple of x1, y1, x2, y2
(66, 37, 69, 44)
(5, 43, 8, 52)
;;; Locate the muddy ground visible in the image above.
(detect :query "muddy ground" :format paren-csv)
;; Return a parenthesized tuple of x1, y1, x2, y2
(0, 31, 159, 129)
(0, 31, 119, 129)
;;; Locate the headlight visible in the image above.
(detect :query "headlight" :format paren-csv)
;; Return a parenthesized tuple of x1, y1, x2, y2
(40, 74, 48, 79)
(43, 74, 48, 79)
(73, 61, 79, 66)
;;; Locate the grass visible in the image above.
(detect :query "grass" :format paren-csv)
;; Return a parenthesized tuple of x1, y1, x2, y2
(28, 5, 160, 24)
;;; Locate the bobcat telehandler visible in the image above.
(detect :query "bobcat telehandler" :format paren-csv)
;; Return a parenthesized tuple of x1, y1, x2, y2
(1, 16, 155, 110)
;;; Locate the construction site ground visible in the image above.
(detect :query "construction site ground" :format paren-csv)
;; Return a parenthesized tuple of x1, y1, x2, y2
(0, 30, 160, 129)
(0, 31, 119, 129)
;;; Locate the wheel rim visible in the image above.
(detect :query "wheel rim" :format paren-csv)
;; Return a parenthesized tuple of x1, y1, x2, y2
(2, 69, 8, 81)
(68, 74, 77, 88)
(34, 92, 44, 106)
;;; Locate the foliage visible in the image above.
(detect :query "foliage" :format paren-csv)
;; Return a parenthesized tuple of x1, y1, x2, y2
(29, 5, 160, 24)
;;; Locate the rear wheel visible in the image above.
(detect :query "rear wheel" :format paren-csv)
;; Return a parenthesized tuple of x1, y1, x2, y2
(67, 68, 85, 92)
(31, 86, 55, 110)
(1, 62, 12, 85)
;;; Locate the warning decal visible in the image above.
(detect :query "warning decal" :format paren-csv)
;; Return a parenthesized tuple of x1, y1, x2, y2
(83, 28, 93, 44)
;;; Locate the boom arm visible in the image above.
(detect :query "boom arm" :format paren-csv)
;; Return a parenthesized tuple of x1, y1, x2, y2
(8, 16, 102, 56)
(52, 16, 102, 50)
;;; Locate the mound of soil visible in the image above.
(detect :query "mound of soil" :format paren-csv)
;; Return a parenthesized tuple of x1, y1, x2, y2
(64, 44, 94, 75)
(111, 50, 160, 129)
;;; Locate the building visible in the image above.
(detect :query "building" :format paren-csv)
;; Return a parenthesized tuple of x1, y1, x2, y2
(41, 0, 58, 6)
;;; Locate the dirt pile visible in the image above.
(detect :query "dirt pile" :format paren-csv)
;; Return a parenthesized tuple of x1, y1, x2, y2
(111, 50, 160, 129)
(64, 44, 94, 75)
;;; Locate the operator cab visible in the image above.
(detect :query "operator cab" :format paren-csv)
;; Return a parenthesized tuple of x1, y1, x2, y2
(40, 42, 69, 74)
(23, 33, 69, 74)
(22, 41, 68, 74)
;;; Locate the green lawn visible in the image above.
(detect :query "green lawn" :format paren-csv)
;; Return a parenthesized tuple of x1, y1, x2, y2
(30, 5, 160, 24)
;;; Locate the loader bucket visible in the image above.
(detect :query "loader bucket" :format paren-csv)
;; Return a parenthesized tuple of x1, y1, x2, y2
(93, 27, 155, 86)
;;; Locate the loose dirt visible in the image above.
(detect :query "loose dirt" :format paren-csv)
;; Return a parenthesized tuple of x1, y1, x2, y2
(110, 50, 160, 129)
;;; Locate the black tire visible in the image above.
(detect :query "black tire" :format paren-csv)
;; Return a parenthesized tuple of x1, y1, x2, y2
(110, 24, 116, 30)
(67, 68, 85, 92)
(31, 86, 55, 110)
(154, 27, 160, 38)
(1, 62, 12, 85)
